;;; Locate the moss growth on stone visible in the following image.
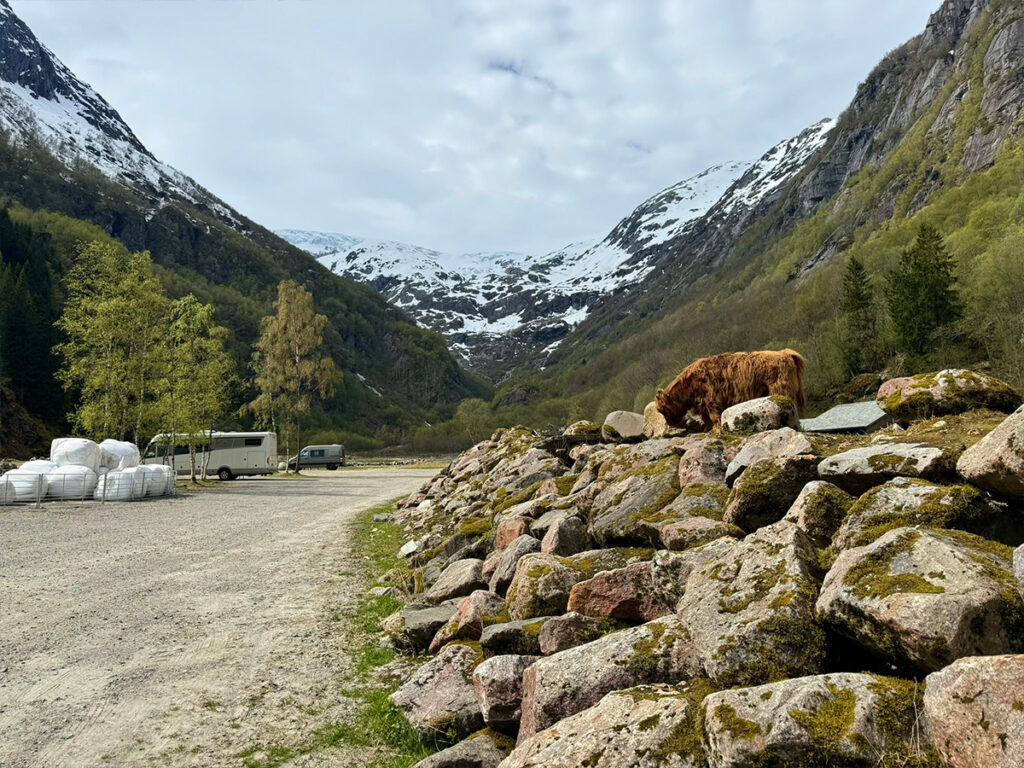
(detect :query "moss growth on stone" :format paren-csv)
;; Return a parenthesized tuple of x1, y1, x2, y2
(490, 480, 543, 516)
(866, 675, 942, 768)
(714, 703, 761, 740)
(798, 484, 853, 539)
(457, 516, 493, 536)
(842, 530, 946, 600)
(714, 613, 826, 687)
(639, 678, 719, 763)
(846, 482, 992, 548)
(717, 560, 788, 614)
(788, 683, 858, 756)
(553, 474, 579, 496)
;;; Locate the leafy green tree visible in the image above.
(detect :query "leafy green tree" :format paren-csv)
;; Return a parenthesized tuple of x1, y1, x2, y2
(839, 255, 877, 374)
(55, 242, 170, 444)
(886, 225, 962, 356)
(163, 295, 235, 481)
(248, 280, 338, 472)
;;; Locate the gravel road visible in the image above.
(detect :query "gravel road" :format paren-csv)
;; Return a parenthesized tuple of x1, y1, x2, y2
(0, 469, 435, 768)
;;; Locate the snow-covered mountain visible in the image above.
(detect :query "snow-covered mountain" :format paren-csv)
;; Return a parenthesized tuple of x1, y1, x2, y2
(280, 118, 834, 381)
(0, 0, 241, 226)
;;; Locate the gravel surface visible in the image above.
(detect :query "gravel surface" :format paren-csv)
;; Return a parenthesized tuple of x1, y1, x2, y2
(0, 469, 435, 768)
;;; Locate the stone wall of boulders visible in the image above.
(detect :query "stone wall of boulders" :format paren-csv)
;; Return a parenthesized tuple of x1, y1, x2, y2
(379, 369, 1024, 768)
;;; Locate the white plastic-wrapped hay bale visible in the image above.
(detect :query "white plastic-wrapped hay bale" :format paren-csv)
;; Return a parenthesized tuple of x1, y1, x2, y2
(45, 465, 99, 500)
(0, 474, 16, 504)
(99, 439, 140, 470)
(3, 467, 49, 501)
(94, 470, 134, 501)
(146, 464, 173, 497)
(119, 466, 148, 499)
(51, 438, 101, 474)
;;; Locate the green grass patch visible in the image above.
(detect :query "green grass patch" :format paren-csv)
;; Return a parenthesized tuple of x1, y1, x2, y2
(235, 500, 434, 768)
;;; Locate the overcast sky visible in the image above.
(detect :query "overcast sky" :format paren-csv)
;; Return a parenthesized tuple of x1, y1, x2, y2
(14, 0, 937, 254)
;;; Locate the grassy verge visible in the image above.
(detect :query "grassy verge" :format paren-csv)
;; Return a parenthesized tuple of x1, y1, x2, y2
(235, 500, 434, 768)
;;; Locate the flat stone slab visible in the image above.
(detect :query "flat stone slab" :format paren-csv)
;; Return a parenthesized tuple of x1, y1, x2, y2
(800, 401, 890, 433)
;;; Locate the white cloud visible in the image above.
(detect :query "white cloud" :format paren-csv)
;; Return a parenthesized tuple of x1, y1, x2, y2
(13, 0, 936, 253)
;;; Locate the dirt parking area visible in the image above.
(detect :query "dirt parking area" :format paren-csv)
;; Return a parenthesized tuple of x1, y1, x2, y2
(0, 469, 435, 768)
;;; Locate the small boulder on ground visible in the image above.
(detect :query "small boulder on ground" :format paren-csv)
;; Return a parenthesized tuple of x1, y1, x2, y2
(537, 611, 603, 655)
(877, 369, 1021, 421)
(723, 455, 819, 532)
(517, 615, 698, 741)
(540, 516, 590, 556)
(479, 617, 550, 656)
(678, 434, 737, 487)
(721, 396, 800, 434)
(429, 590, 505, 654)
(816, 527, 1024, 673)
(924, 654, 1024, 768)
(503, 680, 715, 768)
(661, 515, 743, 551)
(473, 654, 538, 733)
(566, 553, 683, 622)
(494, 516, 532, 550)
(425, 558, 488, 604)
(704, 673, 935, 768)
(390, 643, 484, 741)
(383, 598, 463, 652)
(504, 553, 578, 621)
(781, 480, 853, 546)
(957, 404, 1024, 502)
(601, 410, 645, 442)
(725, 427, 817, 486)
(410, 729, 513, 768)
(489, 535, 543, 596)
(818, 442, 954, 494)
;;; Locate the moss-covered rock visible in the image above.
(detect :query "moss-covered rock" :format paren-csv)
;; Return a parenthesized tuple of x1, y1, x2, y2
(877, 369, 1022, 422)
(817, 527, 1024, 673)
(390, 643, 485, 742)
(818, 441, 956, 494)
(723, 454, 820, 533)
(703, 672, 939, 768)
(722, 396, 800, 434)
(588, 455, 682, 546)
(782, 480, 854, 546)
(831, 477, 1016, 551)
(504, 680, 716, 768)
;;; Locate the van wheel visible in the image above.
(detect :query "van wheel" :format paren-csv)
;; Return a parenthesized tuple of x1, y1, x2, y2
(217, 468, 233, 481)
(327, 464, 338, 471)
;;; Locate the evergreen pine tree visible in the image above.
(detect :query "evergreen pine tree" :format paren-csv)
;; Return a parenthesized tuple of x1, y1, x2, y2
(839, 255, 876, 374)
(886, 224, 961, 355)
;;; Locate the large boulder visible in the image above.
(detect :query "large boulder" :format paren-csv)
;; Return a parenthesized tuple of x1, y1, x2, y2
(957, 404, 1024, 502)
(818, 442, 954, 494)
(517, 615, 698, 741)
(425, 558, 488, 604)
(678, 434, 738, 487)
(725, 427, 817, 486)
(704, 673, 935, 768)
(412, 729, 513, 768)
(390, 643, 484, 741)
(723, 455, 819, 532)
(721, 396, 800, 434)
(504, 553, 578, 621)
(587, 455, 682, 546)
(831, 478, 1016, 551)
(473, 654, 538, 733)
(817, 527, 1024, 673)
(877, 369, 1021, 421)
(781, 481, 853, 546)
(536, 612, 603, 655)
(383, 598, 463, 652)
(489, 535, 543, 596)
(494, 516, 532, 550)
(661, 515, 744, 552)
(675, 522, 826, 686)
(566, 553, 683, 622)
(924, 654, 1024, 768)
(480, 617, 550, 656)
(502, 680, 715, 768)
(540, 516, 590, 556)
(601, 410, 645, 442)
(429, 591, 506, 654)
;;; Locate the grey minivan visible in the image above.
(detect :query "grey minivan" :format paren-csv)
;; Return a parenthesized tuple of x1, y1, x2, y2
(287, 444, 346, 470)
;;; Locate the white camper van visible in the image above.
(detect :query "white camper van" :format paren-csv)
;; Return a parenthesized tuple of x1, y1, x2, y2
(143, 431, 277, 480)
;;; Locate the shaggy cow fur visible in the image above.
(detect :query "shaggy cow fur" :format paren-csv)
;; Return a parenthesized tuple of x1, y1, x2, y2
(655, 349, 806, 430)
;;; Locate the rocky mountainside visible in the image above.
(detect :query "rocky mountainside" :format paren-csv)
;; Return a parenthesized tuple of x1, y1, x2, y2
(509, 0, 1024, 419)
(0, 0, 488, 440)
(281, 120, 833, 381)
(369, 369, 1024, 767)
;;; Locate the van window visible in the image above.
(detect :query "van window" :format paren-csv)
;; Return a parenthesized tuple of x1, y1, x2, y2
(244, 437, 263, 447)
(300, 449, 309, 457)
(311, 449, 325, 458)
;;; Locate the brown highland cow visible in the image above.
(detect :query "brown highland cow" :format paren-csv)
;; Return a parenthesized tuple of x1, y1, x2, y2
(655, 349, 806, 430)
